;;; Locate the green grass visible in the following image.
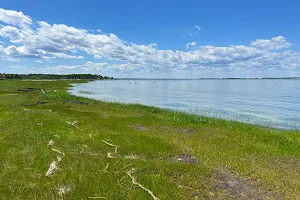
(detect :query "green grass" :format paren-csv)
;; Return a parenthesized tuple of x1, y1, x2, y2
(0, 79, 300, 199)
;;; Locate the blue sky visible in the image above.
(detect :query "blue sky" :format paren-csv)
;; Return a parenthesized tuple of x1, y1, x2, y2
(0, 0, 300, 78)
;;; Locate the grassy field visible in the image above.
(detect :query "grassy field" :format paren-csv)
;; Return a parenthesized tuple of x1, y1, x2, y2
(0, 79, 300, 200)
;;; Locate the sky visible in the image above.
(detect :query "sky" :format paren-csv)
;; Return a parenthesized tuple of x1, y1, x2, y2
(0, 0, 300, 78)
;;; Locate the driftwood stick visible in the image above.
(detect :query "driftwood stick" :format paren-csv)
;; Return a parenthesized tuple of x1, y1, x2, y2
(127, 169, 160, 200)
(41, 88, 49, 99)
(45, 161, 58, 177)
(102, 140, 119, 154)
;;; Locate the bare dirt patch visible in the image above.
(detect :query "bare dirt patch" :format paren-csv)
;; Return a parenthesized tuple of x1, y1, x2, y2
(63, 99, 89, 105)
(17, 87, 41, 92)
(177, 127, 197, 134)
(211, 169, 274, 200)
(177, 154, 200, 163)
(168, 154, 200, 163)
(124, 154, 140, 160)
(21, 101, 48, 106)
(161, 126, 196, 134)
(129, 125, 148, 131)
(161, 126, 217, 135)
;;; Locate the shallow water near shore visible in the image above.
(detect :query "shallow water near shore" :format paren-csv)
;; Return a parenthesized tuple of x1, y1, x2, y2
(70, 79, 300, 130)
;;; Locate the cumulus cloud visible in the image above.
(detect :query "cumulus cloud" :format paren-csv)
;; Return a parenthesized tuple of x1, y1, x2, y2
(251, 36, 292, 50)
(0, 25, 21, 40)
(0, 8, 299, 77)
(0, 8, 32, 27)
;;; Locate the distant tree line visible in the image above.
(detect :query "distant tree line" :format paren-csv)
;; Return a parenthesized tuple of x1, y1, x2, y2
(0, 73, 113, 80)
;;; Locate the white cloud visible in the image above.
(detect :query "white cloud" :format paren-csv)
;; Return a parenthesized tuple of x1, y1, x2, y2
(186, 42, 197, 49)
(54, 65, 81, 70)
(0, 25, 21, 40)
(0, 8, 299, 77)
(251, 36, 292, 50)
(0, 8, 32, 27)
(51, 52, 84, 59)
(184, 25, 201, 36)
(194, 25, 201, 31)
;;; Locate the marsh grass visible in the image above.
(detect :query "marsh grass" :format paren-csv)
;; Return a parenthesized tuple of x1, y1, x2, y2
(0, 80, 300, 199)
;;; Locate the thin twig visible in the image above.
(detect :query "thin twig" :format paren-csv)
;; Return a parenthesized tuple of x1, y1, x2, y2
(127, 169, 160, 200)
(122, 163, 132, 170)
(103, 163, 109, 172)
(42, 181, 55, 186)
(119, 176, 126, 182)
(117, 180, 127, 188)
(117, 177, 132, 190)
(52, 148, 65, 156)
(88, 197, 107, 199)
(102, 140, 119, 154)
(87, 152, 101, 156)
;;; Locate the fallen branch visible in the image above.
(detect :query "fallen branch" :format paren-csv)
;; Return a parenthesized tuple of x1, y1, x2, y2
(45, 161, 58, 177)
(88, 197, 107, 199)
(102, 140, 119, 154)
(45, 156, 62, 177)
(127, 169, 160, 200)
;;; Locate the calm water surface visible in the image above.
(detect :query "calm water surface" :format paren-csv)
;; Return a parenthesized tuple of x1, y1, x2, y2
(70, 79, 300, 130)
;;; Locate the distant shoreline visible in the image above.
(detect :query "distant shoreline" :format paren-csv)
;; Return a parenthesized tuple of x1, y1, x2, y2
(0, 73, 113, 80)
(115, 77, 300, 80)
(1, 73, 299, 80)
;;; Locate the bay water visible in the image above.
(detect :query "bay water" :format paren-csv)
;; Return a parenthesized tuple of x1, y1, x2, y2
(70, 79, 300, 130)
